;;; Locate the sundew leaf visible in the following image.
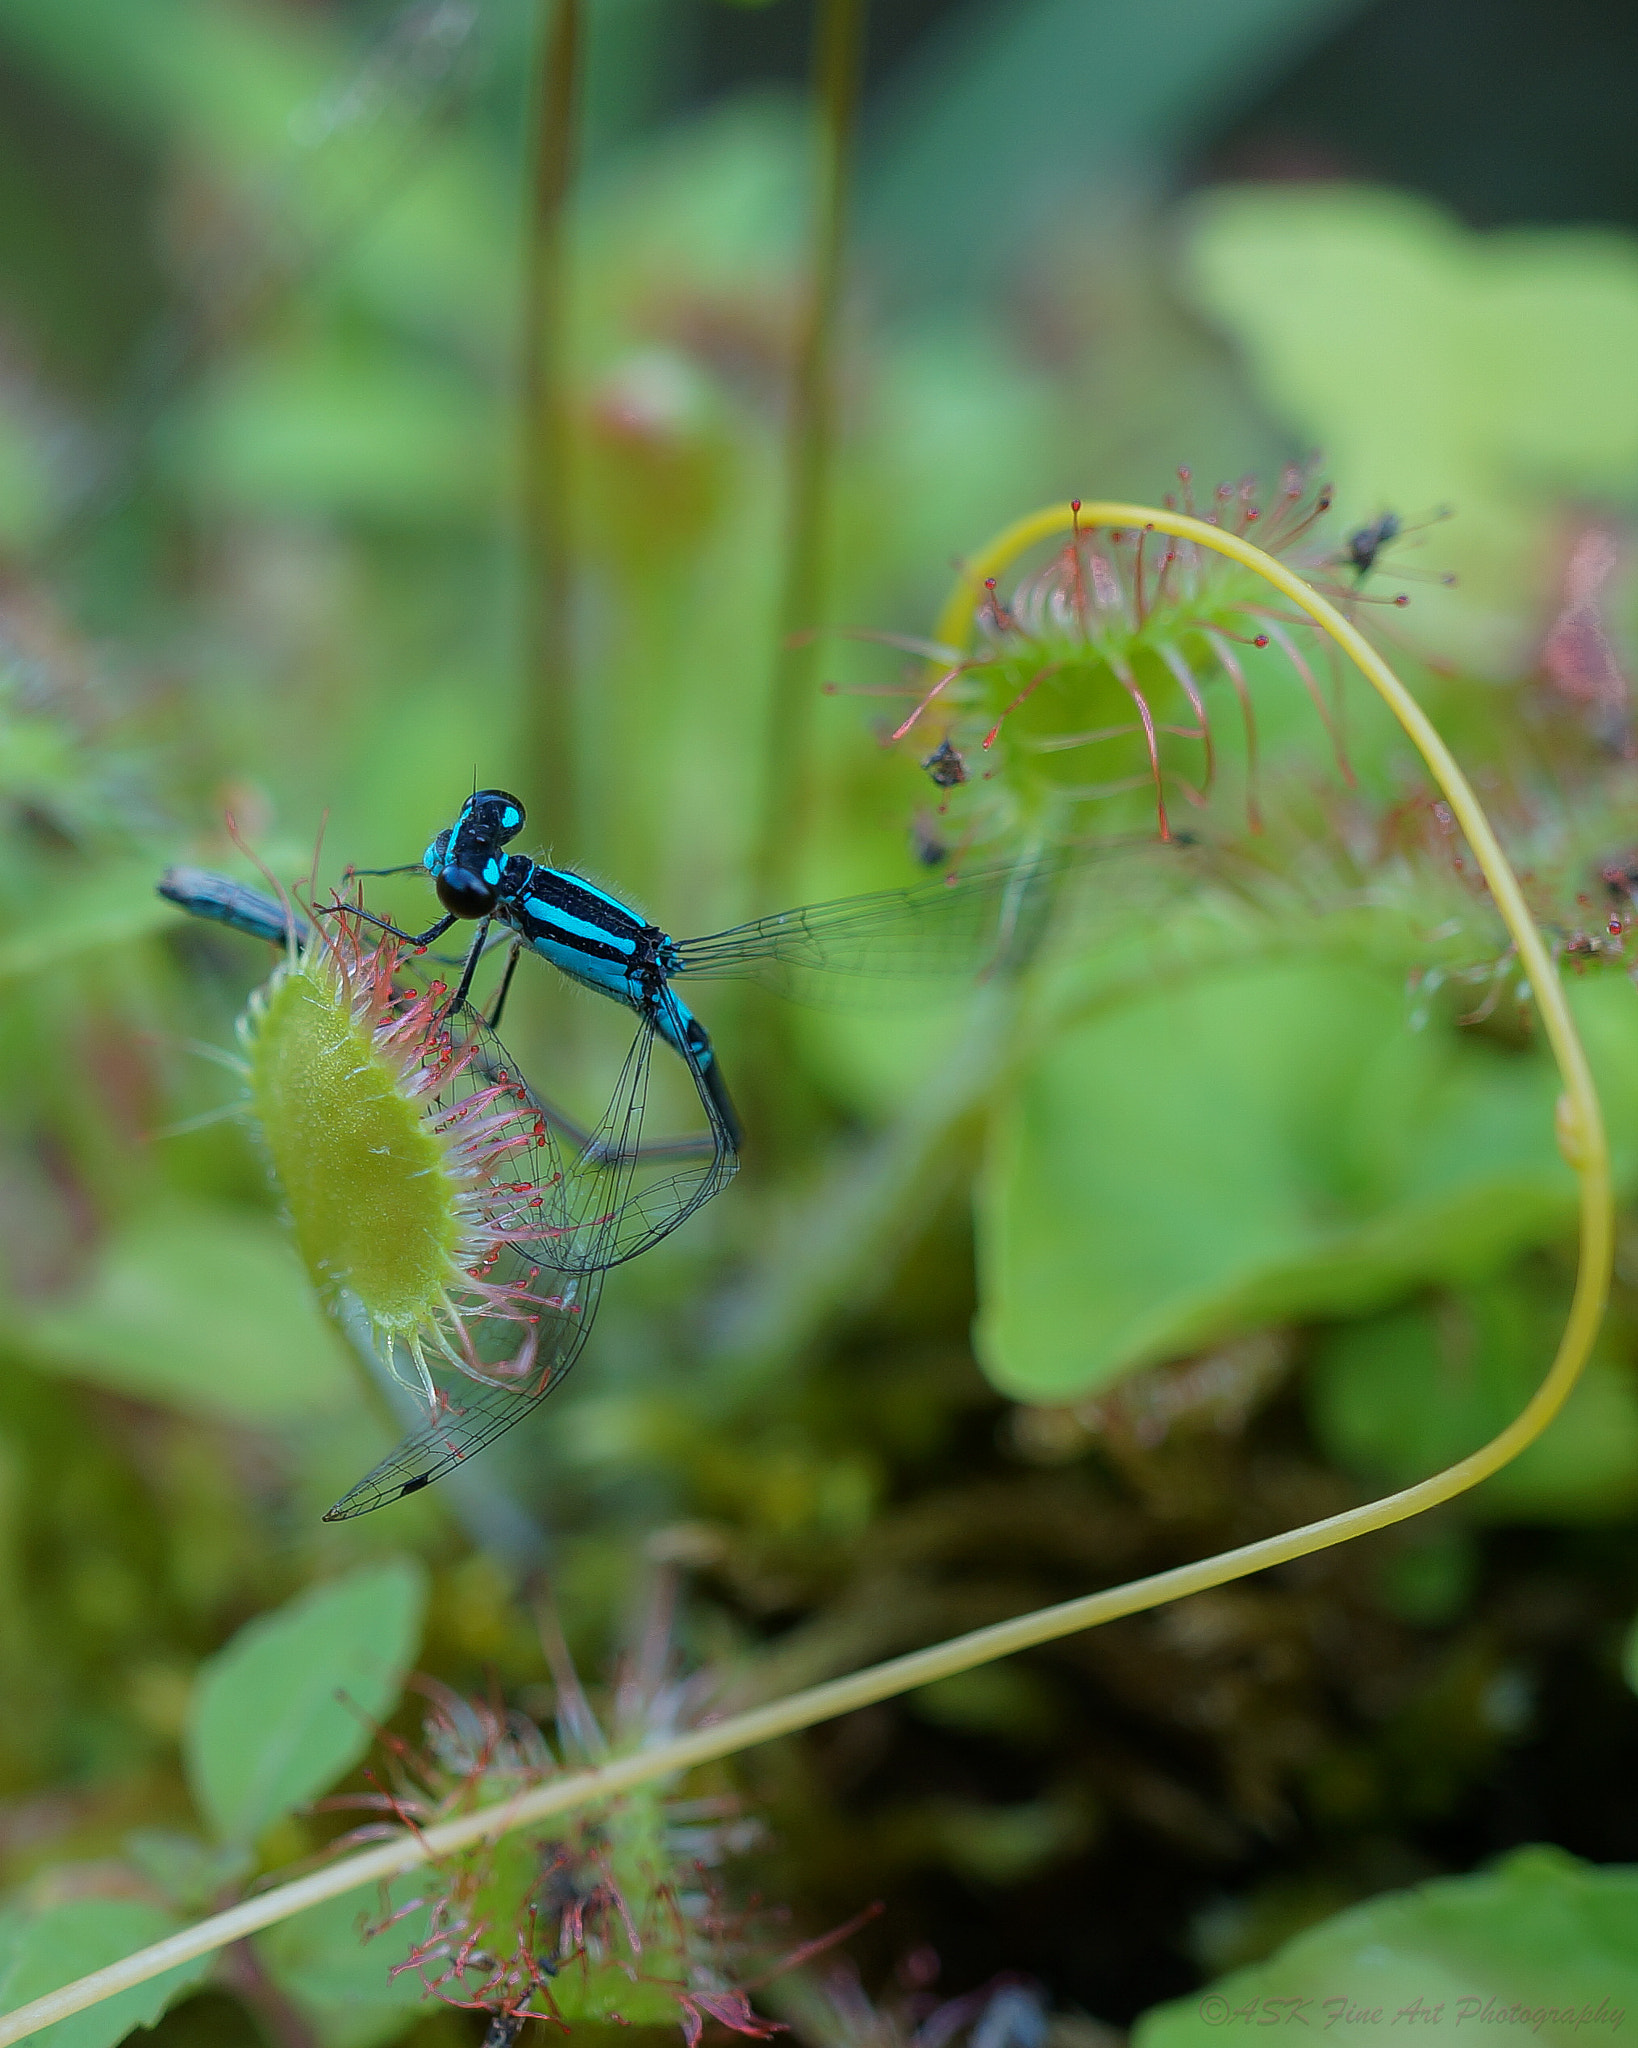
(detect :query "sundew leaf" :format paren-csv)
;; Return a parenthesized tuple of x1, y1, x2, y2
(24, 1202, 357, 1423)
(1308, 1271, 1638, 1522)
(185, 1560, 427, 1847)
(0, 1899, 215, 2048)
(974, 957, 1638, 1403)
(1134, 1847, 1638, 2048)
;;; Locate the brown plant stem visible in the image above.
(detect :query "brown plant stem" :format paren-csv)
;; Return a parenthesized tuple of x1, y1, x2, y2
(518, 0, 583, 852)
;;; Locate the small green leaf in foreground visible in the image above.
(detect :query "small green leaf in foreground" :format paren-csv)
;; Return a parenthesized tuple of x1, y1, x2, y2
(184, 1558, 426, 1847)
(0, 1899, 214, 2048)
(254, 1888, 434, 2048)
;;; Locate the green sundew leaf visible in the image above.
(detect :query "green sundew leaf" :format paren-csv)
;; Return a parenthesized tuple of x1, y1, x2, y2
(974, 957, 1587, 1402)
(25, 1203, 357, 1424)
(185, 1560, 426, 1847)
(255, 1889, 433, 2048)
(1134, 1847, 1638, 2047)
(1308, 1274, 1638, 1522)
(0, 1899, 215, 2048)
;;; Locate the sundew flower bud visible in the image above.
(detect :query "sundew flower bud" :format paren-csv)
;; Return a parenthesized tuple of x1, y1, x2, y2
(888, 467, 1342, 851)
(238, 906, 554, 1404)
(340, 1597, 790, 2045)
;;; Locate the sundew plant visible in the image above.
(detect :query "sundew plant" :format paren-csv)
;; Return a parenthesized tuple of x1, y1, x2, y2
(5, 4, 1638, 2048)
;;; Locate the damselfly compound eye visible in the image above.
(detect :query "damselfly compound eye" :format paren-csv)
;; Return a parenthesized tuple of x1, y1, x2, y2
(435, 865, 497, 917)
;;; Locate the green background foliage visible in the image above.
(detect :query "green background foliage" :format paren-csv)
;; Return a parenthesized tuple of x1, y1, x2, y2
(1, 0, 1637, 2042)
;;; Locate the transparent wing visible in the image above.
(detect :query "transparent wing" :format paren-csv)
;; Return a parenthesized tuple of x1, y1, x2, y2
(323, 1263, 604, 1521)
(449, 999, 739, 1274)
(670, 839, 1180, 1000)
(158, 868, 731, 1188)
(323, 1001, 742, 1518)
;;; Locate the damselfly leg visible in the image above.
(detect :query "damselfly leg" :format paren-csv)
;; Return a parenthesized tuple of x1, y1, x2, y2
(432, 991, 738, 1274)
(158, 869, 726, 1173)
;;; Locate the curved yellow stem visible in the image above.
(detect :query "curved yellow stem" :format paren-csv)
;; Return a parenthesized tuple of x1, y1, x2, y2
(0, 506, 1612, 2048)
(939, 501, 1612, 1501)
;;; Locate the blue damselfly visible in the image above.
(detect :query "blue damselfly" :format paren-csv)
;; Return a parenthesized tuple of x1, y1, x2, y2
(335, 787, 1182, 1165)
(158, 865, 724, 1517)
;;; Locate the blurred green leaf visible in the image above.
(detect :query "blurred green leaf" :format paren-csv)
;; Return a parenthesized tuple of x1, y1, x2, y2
(0, 1899, 214, 2048)
(1373, 1529, 1481, 1628)
(0, 400, 67, 546)
(927, 1791, 1096, 1887)
(165, 343, 497, 522)
(0, 864, 174, 985)
(255, 1888, 433, 2048)
(0, 0, 508, 351)
(865, 0, 1367, 300)
(122, 1831, 253, 1916)
(184, 1559, 426, 1847)
(1180, 184, 1638, 672)
(976, 956, 1595, 1402)
(1308, 1273, 1638, 1521)
(25, 1202, 358, 1424)
(1135, 1846, 1638, 2047)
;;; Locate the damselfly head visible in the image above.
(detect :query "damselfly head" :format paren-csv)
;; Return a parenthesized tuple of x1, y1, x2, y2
(432, 789, 528, 911)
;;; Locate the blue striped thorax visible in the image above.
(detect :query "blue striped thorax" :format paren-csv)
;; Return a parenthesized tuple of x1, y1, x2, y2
(412, 788, 735, 1140)
(420, 790, 688, 1035)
